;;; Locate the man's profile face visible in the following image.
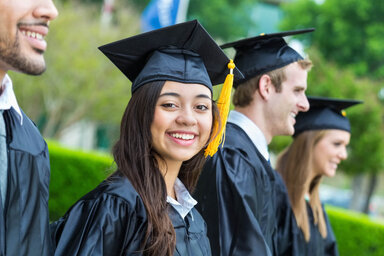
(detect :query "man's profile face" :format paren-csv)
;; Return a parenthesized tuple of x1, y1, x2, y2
(0, 0, 58, 75)
(268, 62, 310, 137)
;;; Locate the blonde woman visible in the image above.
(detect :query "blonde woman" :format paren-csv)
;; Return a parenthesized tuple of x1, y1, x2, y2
(276, 96, 361, 256)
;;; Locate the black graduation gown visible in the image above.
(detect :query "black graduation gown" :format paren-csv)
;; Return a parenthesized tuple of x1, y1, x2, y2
(51, 173, 212, 256)
(273, 173, 297, 256)
(168, 205, 211, 256)
(0, 108, 52, 256)
(292, 202, 339, 256)
(194, 122, 277, 256)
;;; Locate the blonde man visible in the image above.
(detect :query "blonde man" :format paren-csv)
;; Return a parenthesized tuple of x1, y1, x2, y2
(195, 29, 313, 256)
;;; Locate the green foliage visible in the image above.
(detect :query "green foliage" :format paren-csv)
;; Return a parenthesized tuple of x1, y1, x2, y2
(126, 0, 150, 11)
(188, 0, 257, 41)
(11, 3, 139, 139)
(326, 205, 384, 256)
(280, 0, 384, 79)
(269, 135, 292, 155)
(48, 140, 114, 221)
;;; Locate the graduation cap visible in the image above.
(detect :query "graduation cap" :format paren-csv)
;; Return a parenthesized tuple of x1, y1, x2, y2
(98, 19, 243, 93)
(294, 96, 363, 136)
(221, 28, 315, 87)
(99, 20, 243, 157)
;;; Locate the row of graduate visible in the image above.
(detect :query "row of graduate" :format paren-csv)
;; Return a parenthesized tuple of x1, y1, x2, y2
(0, 3, 361, 255)
(52, 21, 361, 255)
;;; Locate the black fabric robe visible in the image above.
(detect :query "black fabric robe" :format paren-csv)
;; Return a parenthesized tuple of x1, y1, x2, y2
(0, 108, 52, 256)
(169, 205, 212, 256)
(273, 173, 297, 256)
(291, 202, 339, 256)
(51, 172, 211, 256)
(194, 122, 280, 256)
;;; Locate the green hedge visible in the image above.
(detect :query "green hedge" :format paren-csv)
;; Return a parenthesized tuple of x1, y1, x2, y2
(326, 205, 384, 256)
(48, 141, 114, 221)
(47, 142, 384, 254)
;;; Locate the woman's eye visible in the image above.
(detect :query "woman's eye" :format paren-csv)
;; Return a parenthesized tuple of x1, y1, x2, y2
(161, 103, 177, 108)
(196, 104, 209, 111)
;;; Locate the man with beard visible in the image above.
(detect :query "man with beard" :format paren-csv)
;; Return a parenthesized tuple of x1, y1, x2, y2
(194, 29, 313, 255)
(0, 0, 58, 255)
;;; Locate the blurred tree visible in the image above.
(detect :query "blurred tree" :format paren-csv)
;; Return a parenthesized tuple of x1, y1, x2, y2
(126, 0, 258, 41)
(127, 0, 150, 11)
(280, 0, 384, 79)
(275, 0, 384, 214)
(57, 0, 104, 3)
(188, 0, 257, 41)
(11, 3, 141, 140)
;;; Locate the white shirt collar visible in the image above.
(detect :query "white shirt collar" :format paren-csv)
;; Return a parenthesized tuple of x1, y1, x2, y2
(228, 110, 270, 161)
(0, 74, 23, 124)
(167, 178, 197, 219)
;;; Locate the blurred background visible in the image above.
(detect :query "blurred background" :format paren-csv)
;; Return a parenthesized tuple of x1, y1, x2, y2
(10, 0, 384, 222)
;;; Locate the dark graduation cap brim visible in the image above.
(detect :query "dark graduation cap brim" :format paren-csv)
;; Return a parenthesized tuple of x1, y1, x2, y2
(221, 28, 315, 49)
(307, 96, 363, 111)
(98, 19, 243, 86)
(294, 96, 363, 136)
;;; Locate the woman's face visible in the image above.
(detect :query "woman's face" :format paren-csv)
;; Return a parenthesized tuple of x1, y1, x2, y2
(312, 129, 351, 177)
(151, 81, 213, 164)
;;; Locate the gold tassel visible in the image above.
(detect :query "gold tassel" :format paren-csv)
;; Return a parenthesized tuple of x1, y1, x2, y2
(204, 60, 235, 157)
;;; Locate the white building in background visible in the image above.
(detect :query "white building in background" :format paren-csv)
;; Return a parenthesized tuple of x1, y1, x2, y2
(59, 120, 97, 151)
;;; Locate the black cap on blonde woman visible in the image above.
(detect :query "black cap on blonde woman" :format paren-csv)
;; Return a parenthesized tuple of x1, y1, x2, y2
(99, 19, 244, 157)
(294, 96, 363, 136)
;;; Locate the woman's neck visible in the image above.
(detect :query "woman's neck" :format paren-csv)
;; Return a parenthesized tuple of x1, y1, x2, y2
(156, 157, 182, 199)
(306, 168, 322, 197)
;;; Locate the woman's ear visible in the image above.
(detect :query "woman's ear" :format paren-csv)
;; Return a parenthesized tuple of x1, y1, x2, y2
(258, 74, 273, 100)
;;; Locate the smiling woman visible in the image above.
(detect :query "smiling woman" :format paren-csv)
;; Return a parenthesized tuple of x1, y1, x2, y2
(50, 20, 242, 256)
(276, 96, 362, 256)
(151, 81, 213, 166)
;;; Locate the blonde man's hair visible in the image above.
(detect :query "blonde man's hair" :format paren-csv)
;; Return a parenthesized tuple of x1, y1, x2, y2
(233, 58, 313, 107)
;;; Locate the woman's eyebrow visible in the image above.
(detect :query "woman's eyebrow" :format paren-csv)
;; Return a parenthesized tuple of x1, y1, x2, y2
(159, 92, 211, 99)
(158, 92, 180, 98)
(196, 94, 212, 99)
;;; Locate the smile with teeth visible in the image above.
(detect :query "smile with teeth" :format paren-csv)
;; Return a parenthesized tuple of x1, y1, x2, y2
(21, 30, 44, 40)
(170, 133, 195, 140)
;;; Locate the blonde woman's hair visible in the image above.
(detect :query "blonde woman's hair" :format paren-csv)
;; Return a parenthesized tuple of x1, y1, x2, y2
(276, 130, 328, 242)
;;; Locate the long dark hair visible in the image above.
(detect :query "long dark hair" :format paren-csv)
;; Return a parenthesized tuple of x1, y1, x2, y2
(113, 81, 219, 255)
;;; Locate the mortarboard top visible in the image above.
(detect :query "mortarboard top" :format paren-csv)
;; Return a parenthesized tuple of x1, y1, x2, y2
(294, 96, 363, 136)
(221, 28, 315, 87)
(98, 19, 243, 93)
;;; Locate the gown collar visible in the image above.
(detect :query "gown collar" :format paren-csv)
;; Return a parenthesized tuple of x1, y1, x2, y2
(167, 178, 197, 219)
(0, 74, 23, 124)
(228, 110, 269, 161)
